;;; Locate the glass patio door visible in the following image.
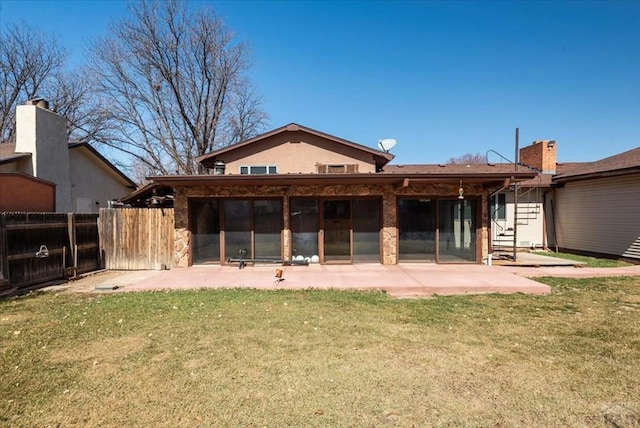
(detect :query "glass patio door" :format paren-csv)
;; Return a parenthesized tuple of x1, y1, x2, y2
(323, 200, 351, 262)
(398, 198, 436, 261)
(190, 200, 221, 263)
(438, 199, 477, 262)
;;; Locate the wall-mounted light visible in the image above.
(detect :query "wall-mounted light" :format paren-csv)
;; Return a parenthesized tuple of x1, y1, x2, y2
(458, 180, 464, 199)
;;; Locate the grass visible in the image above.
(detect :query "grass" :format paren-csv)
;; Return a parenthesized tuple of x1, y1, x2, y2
(2, 278, 640, 427)
(542, 251, 632, 268)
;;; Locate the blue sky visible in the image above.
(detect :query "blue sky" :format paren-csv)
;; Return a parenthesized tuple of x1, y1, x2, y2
(1, 0, 639, 165)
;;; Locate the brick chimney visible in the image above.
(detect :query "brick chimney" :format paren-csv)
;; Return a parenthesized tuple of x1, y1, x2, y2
(519, 140, 556, 174)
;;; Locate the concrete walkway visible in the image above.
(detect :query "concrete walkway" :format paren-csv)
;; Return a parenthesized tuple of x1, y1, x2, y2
(500, 263, 640, 278)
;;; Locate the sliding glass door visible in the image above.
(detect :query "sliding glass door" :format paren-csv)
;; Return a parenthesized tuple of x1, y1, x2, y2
(398, 198, 436, 261)
(289, 198, 381, 264)
(191, 198, 282, 263)
(254, 200, 282, 259)
(190, 200, 221, 263)
(398, 198, 478, 263)
(323, 200, 351, 262)
(438, 199, 477, 262)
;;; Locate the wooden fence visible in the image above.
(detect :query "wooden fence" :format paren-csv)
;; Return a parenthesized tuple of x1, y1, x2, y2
(0, 213, 100, 294)
(98, 208, 174, 270)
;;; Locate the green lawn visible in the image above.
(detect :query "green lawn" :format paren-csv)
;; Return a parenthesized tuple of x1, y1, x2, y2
(542, 251, 632, 268)
(2, 277, 639, 427)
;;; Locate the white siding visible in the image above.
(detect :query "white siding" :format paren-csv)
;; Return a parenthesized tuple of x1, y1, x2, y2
(553, 174, 640, 259)
(491, 190, 546, 249)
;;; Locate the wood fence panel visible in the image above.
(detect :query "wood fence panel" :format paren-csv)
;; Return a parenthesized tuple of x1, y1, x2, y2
(98, 208, 174, 270)
(0, 214, 10, 291)
(75, 214, 101, 274)
(0, 212, 100, 292)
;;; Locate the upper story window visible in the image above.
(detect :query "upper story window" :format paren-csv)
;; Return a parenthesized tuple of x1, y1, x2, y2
(239, 165, 278, 175)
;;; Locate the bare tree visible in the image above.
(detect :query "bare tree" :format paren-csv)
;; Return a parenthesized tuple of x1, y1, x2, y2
(0, 23, 65, 143)
(0, 23, 112, 150)
(447, 152, 488, 164)
(90, 0, 268, 175)
(48, 69, 113, 145)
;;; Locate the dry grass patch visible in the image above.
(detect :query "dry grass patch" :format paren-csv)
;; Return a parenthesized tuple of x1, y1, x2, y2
(1, 278, 639, 427)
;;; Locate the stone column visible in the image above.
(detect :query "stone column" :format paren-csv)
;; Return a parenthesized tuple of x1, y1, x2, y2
(381, 185, 397, 265)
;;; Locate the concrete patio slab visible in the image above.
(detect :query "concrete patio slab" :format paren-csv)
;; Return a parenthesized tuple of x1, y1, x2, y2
(101, 263, 552, 298)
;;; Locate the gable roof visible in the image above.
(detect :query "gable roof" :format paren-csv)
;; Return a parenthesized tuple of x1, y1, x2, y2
(0, 142, 30, 165)
(553, 147, 640, 183)
(0, 141, 136, 188)
(68, 142, 137, 189)
(196, 123, 395, 170)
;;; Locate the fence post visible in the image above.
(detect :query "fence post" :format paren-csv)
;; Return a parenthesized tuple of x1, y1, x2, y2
(67, 212, 77, 277)
(0, 214, 8, 289)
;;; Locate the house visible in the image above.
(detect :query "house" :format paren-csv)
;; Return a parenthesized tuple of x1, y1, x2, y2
(0, 99, 136, 213)
(488, 140, 640, 262)
(146, 123, 536, 267)
(547, 146, 640, 261)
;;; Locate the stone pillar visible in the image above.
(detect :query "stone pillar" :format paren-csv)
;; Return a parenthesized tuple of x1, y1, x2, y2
(175, 228, 189, 267)
(381, 186, 397, 265)
(173, 188, 190, 267)
(282, 195, 290, 261)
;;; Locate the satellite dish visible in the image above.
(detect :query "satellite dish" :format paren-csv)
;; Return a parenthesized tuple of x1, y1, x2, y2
(378, 138, 397, 153)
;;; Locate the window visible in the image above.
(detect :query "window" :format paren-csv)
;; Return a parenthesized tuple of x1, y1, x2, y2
(239, 165, 277, 175)
(491, 193, 506, 220)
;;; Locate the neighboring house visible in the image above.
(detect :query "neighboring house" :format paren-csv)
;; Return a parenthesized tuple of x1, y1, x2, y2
(144, 123, 536, 267)
(0, 99, 136, 213)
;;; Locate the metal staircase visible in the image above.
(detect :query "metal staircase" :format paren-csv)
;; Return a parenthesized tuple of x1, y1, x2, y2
(491, 181, 543, 260)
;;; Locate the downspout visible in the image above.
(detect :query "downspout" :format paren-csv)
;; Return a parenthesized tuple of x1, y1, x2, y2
(542, 189, 548, 250)
(550, 189, 558, 253)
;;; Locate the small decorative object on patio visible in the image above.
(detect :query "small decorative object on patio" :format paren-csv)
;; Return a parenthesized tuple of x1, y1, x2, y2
(274, 268, 284, 286)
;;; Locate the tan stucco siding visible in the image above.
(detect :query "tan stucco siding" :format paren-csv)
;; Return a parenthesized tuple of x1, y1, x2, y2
(217, 132, 377, 174)
(553, 174, 640, 259)
(15, 105, 72, 212)
(68, 148, 133, 213)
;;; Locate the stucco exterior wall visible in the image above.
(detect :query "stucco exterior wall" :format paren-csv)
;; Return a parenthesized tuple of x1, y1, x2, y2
(68, 147, 133, 213)
(215, 131, 377, 174)
(172, 183, 487, 267)
(15, 105, 72, 212)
